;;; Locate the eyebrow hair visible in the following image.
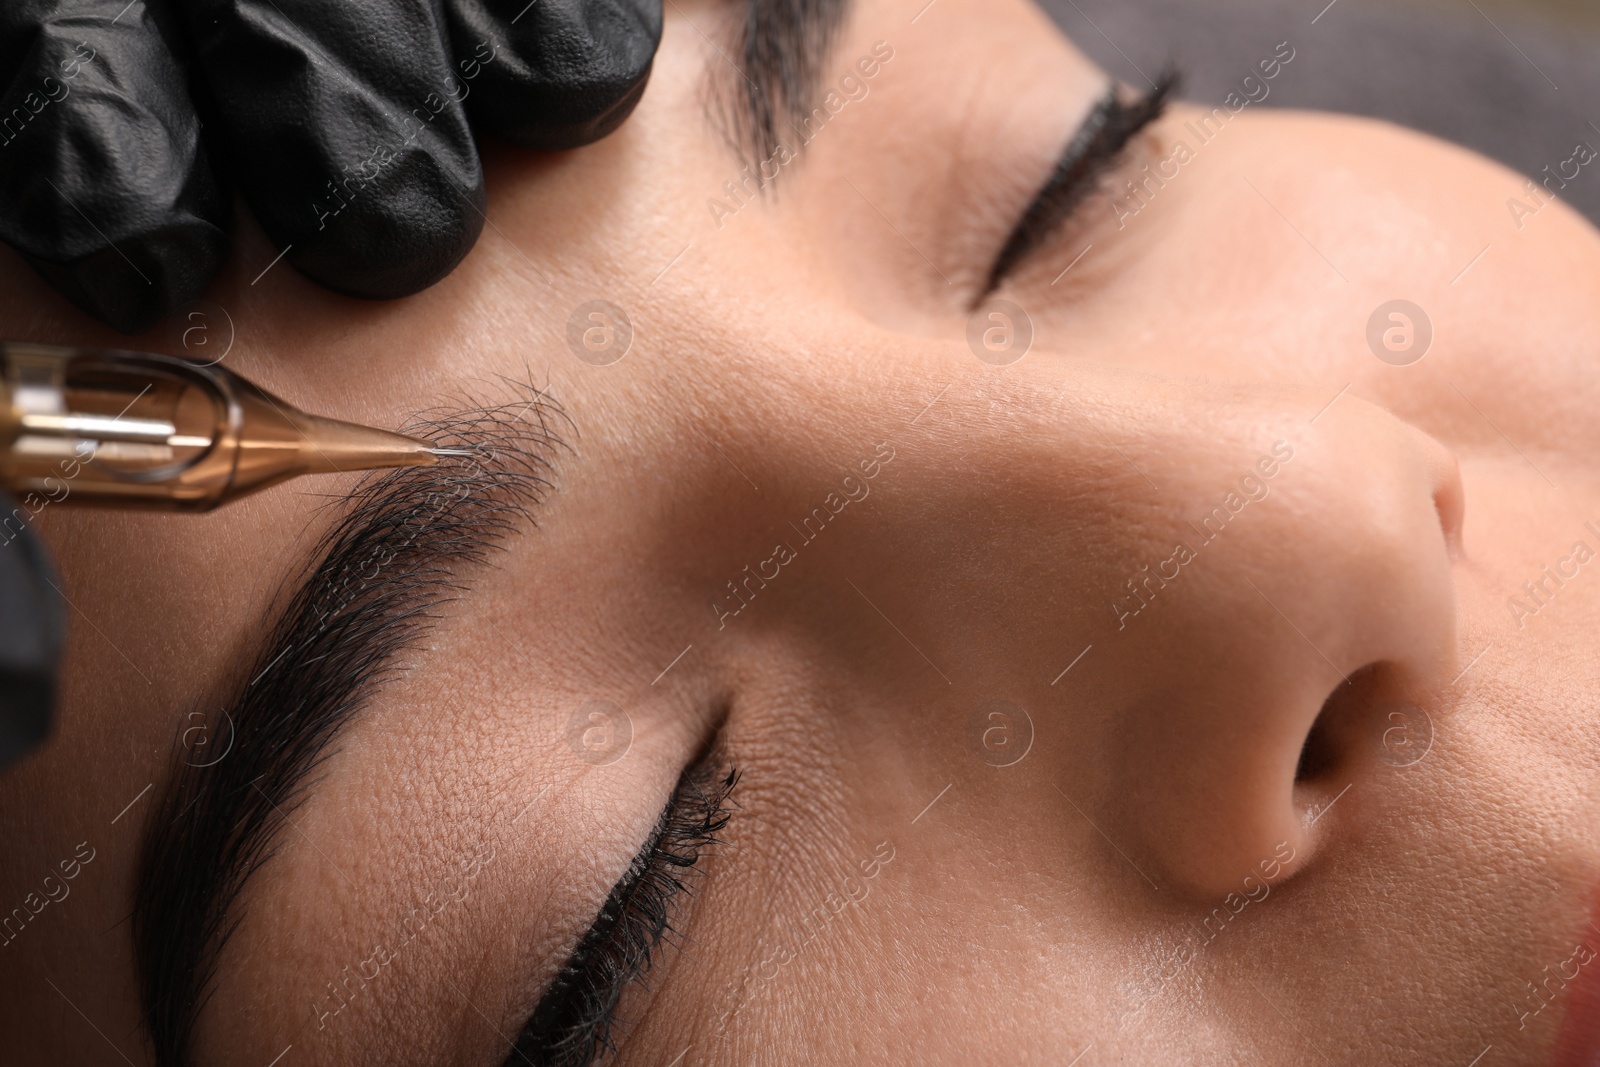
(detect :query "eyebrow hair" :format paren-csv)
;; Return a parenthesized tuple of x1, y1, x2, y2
(725, 0, 853, 165)
(132, 385, 566, 1066)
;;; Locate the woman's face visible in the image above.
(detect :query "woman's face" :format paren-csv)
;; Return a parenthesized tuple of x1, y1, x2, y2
(5, 0, 1599, 1063)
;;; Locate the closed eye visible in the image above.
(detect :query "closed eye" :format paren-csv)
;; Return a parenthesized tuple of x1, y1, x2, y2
(503, 758, 738, 1067)
(981, 70, 1180, 298)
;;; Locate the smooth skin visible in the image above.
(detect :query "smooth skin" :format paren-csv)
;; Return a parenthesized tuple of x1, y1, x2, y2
(2, 0, 1598, 1063)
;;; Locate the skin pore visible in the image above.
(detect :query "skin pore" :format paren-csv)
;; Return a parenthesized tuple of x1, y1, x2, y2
(1, 0, 1599, 1063)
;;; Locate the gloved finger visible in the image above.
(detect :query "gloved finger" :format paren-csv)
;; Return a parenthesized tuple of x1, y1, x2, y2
(443, 0, 662, 149)
(0, 1, 229, 334)
(0, 492, 63, 770)
(182, 0, 485, 300)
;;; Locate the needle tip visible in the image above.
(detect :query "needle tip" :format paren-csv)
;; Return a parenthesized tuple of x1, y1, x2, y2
(425, 447, 477, 457)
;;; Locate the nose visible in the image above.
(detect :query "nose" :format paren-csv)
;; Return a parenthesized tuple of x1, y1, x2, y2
(1099, 392, 1463, 898)
(681, 349, 1465, 904)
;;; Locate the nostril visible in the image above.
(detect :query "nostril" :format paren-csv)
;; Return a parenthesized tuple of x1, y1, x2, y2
(1294, 663, 1390, 787)
(1294, 703, 1340, 783)
(1429, 445, 1467, 559)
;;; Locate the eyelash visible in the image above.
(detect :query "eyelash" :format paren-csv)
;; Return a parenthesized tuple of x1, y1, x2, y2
(983, 68, 1181, 294)
(506, 764, 739, 1067)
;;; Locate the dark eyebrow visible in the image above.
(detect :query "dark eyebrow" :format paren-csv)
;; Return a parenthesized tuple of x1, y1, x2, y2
(132, 384, 567, 1066)
(724, 0, 854, 165)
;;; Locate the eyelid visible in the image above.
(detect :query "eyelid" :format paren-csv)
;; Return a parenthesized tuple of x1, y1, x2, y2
(981, 69, 1181, 298)
(505, 754, 737, 1067)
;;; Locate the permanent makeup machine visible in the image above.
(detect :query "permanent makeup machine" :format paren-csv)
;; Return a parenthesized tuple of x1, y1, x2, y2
(0, 342, 467, 511)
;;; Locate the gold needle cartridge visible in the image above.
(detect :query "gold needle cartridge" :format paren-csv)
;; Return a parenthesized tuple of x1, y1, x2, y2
(0, 342, 468, 511)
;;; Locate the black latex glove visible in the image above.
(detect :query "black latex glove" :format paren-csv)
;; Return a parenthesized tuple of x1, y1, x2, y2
(0, 493, 63, 770)
(0, 0, 662, 333)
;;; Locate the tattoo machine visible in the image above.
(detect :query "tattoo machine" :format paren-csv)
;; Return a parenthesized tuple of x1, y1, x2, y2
(0, 341, 467, 511)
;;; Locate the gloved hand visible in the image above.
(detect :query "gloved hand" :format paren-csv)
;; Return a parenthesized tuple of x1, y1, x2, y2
(0, 0, 662, 334)
(0, 492, 62, 770)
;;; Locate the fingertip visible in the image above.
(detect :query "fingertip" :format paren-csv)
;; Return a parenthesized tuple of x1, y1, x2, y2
(283, 169, 487, 299)
(447, 0, 663, 148)
(187, 0, 488, 300)
(23, 212, 231, 335)
(0, 8, 231, 333)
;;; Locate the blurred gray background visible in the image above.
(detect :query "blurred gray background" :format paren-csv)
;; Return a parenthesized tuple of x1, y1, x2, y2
(1038, 0, 1600, 224)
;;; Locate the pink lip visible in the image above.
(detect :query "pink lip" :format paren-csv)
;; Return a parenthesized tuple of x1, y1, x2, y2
(1553, 894, 1600, 1067)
